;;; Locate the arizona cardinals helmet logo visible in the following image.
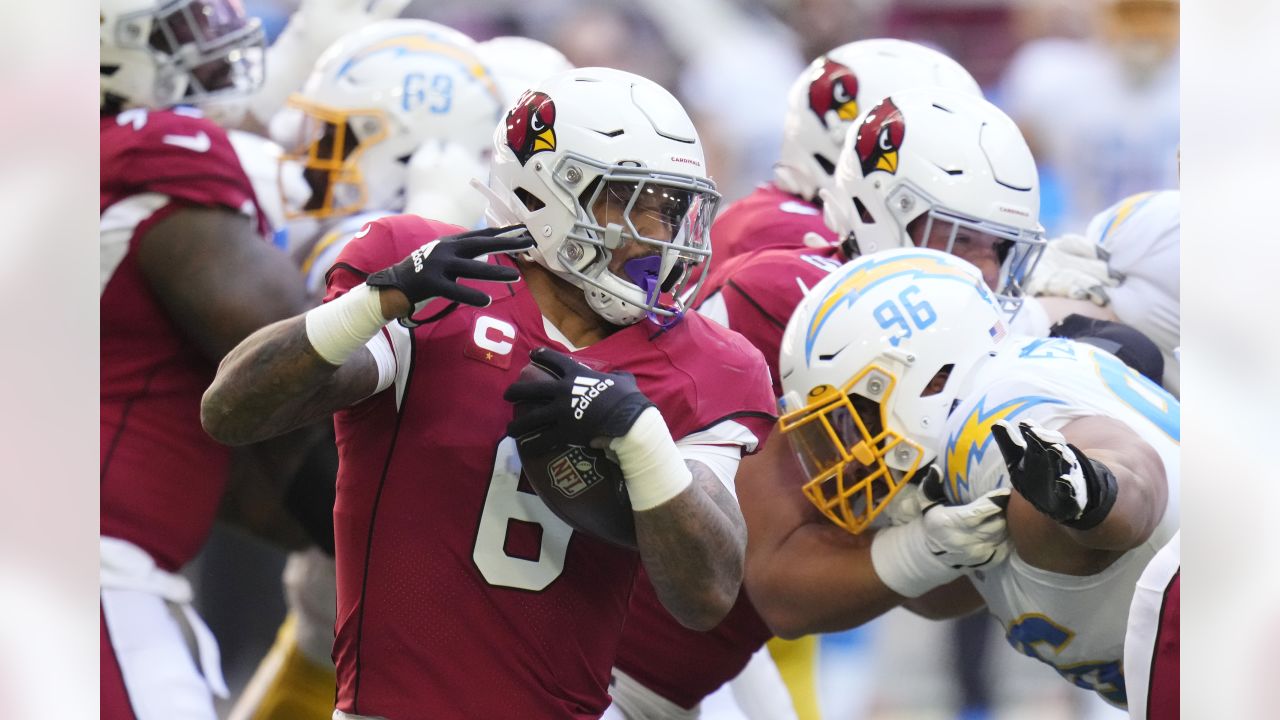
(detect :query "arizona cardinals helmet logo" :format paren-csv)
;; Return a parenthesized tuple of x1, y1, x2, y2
(808, 58, 860, 127)
(854, 98, 905, 176)
(505, 90, 556, 165)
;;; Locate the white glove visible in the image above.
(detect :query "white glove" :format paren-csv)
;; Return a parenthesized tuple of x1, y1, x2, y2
(404, 139, 490, 228)
(880, 465, 946, 527)
(247, 0, 411, 127)
(1023, 233, 1121, 306)
(282, 547, 337, 668)
(870, 488, 1011, 598)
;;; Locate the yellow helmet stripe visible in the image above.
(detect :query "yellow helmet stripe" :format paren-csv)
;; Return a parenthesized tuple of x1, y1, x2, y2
(1096, 191, 1156, 245)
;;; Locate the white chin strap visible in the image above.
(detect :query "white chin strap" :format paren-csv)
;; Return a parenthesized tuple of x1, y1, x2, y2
(584, 271, 648, 326)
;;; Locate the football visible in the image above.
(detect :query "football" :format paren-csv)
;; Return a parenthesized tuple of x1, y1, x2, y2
(511, 361, 638, 550)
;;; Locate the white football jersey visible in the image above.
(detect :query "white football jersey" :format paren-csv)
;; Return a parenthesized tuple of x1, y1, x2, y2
(295, 210, 392, 296)
(941, 334, 1180, 708)
(1085, 190, 1180, 396)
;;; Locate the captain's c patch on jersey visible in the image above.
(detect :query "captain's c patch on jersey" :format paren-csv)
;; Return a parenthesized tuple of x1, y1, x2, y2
(465, 315, 516, 369)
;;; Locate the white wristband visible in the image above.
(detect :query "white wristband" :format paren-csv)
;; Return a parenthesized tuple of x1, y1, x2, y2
(869, 519, 960, 598)
(304, 284, 389, 366)
(609, 407, 693, 511)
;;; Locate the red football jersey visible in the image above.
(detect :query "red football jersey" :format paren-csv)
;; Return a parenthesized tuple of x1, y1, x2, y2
(701, 245, 845, 397)
(611, 244, 844, 707)
(615, 570, 773, 709)
(100, 107, 268, 571)
(689, 183, 837, 289)
(323, 214, 777, 719)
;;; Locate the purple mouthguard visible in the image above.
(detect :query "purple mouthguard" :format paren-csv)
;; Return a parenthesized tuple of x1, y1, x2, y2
(623, 255, 683, 328)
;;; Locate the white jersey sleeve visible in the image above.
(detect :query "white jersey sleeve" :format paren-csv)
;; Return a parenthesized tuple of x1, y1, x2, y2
(675, 418, 767, 499)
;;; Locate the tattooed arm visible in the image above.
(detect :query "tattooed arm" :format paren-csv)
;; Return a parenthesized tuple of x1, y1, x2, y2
(201, 313, 385, 446)
(203, 219, 534, 446)
(635, 459, 746, 631)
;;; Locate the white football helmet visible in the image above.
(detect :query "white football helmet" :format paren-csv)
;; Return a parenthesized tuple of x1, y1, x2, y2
(271, 19, 504, 219)
(824, 87, 1046, 319)
(774, 39, 981, 204)
(776, 248, 1008, 534)
(100, 0, 265, 112)
(485, 67, 720, 327)
(477, 36, 575, 108)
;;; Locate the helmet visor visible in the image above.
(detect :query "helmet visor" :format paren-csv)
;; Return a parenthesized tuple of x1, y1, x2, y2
(907, 208, 1045, 321)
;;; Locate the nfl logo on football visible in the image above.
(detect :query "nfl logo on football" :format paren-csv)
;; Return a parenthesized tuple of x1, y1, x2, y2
(546, 447, 604, 498)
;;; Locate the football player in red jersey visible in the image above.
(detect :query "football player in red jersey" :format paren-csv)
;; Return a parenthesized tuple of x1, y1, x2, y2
(685, 39, 981, 290)
(227, 22, 566, 720)
(202, 67, 776, 720)
(99, 1, 318, 718)
(605, 41, 983, 720)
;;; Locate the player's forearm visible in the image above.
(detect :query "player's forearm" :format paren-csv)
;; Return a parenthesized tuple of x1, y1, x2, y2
(634, 467, 746, 631)
(1064, 446, 1167, 551)
(202, 316, 371, 445)
(746, 524, 901, 638)
(902, 577, 986, 620)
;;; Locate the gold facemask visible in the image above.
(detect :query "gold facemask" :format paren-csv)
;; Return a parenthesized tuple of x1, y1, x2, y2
(280, 96, 389, 219)
(778, 365, 924, 534)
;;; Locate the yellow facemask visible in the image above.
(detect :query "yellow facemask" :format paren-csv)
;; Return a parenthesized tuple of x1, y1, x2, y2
(279, 96, 389, 219)
(778, 364, 924, 534)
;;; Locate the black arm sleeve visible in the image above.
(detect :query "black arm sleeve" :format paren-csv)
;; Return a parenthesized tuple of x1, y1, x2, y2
(1050, 314, 1164, 385)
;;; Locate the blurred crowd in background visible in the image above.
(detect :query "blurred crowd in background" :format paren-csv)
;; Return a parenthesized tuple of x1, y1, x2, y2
(239, 0, 1179, 236)
(182, 0, 1178, 718)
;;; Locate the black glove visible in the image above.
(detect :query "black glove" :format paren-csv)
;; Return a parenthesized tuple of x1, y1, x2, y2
(504, 347, 656, 456)
(366, 224, 535, 326)
(990, 419, 1117, 530)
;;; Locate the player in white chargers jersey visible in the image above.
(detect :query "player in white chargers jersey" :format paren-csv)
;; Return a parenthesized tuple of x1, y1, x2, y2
(271, 19, 503, 270)
(1026, 190, 1181, 396)
(770, 248, 1177, 710)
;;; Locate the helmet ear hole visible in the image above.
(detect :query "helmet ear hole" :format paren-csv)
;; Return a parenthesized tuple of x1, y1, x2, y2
(514, 187, 545, 212)
(920, 363, 954, 397)
(853, 196, 875, 224)
(813, 154, 836, 176)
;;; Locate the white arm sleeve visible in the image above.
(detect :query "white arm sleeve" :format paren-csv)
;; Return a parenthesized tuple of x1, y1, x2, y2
(366, 321, 412, 403)
(675, 419, 764, 498)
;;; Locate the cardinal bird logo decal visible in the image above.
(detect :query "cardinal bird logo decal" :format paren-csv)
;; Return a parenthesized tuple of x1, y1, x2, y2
(505, 90, 557, 165)
(854, 97, 905, 176)
(808, 58, 860, 127)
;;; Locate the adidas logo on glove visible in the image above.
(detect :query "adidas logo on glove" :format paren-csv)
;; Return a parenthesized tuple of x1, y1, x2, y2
(570, 376, 615, 419)
(410, 240, 440, 273)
